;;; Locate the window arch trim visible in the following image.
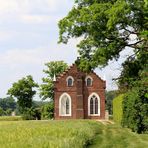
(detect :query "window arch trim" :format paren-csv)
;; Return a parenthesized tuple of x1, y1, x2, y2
(59, 93, 72, 116)
(85, 76, 93, 86)
(88, 93, 100, 116)
(66, 76, 74, 86)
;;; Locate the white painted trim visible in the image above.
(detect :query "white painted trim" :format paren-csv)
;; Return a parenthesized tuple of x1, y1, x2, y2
(66, 76, 74, 86)
(85, 76, 93, 86)
(59, 93, 72, 116)
(88, 92, 100, 116)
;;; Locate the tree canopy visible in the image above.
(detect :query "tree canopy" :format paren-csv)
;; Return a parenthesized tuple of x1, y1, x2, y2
(7, 75, 38, 113)
(58, 0, 148, 71)
(39, 61, 68, 100)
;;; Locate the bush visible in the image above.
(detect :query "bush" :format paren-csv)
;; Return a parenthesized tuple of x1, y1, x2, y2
(22, 107, 41, 120)
(41, 102, 54, 119)
(0, 107, 4, 116)
(122, 68, 148, 134)
(113, 94, 124, 124)
(122, 87, 148, 133)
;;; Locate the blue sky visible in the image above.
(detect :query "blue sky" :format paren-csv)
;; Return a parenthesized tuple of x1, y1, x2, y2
(0, 0, 130, 99)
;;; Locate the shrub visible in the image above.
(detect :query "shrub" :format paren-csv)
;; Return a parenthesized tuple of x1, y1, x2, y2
(122, 87, 148, 133)
(122, 68, 148, 134)
(22, 107, 41, 120)
(0, 107, 4, 116)
(113, 94, 124, 124)
(41, 102, 54, 119)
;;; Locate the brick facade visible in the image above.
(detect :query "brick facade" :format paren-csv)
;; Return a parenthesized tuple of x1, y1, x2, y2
(54, 64, 106, 120)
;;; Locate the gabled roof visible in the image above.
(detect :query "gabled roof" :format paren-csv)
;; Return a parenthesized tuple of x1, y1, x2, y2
(55, 63, 105, 83)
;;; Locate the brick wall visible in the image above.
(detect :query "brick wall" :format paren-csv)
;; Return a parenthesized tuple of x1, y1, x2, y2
(54, 64, 106, 120)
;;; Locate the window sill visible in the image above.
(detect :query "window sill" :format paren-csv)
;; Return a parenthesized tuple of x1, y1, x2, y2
(59, 114, 71, 116)
(88, 114, 100, 116)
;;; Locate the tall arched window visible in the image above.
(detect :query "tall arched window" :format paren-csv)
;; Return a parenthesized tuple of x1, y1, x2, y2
(88, 93, 100, 116)
(85, 76, 93, 86)
(66, 76, 74, 86)
(59, 93, 71, 116)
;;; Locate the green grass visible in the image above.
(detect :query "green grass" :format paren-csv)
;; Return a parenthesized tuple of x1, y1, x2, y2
(89, 124, 148, 148)
(0, 116, 22, 121)
(0, 120, 147, 148)
(0, 120, 101, 148)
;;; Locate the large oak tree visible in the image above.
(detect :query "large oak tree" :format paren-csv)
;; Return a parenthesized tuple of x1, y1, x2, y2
(58, 0, 147, 72)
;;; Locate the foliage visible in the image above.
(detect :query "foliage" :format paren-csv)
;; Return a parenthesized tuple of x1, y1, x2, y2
(39, 61, 68, 100)
(113, 94, 124, 124)
(7, 75, 38, 113)
(105, 90, 118, 114)
(122, 68, 148, 133)
(0, 120, 102, 148)
(41, 101, 54, 119)
(0, 97, 16, 111)
(58, 0, 148, 71)
(0, 107, 4, 116)
(118, 49, 148, 90)
(22, 107, 41, 120)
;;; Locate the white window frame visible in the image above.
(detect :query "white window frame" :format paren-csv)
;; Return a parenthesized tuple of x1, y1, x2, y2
(59, 93, 72, 116)
(85, 76, 93, 86)
(66, 76, 74, 86)
(88, 92, 100, 116)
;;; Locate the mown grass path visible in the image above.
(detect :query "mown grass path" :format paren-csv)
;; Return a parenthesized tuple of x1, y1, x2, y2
(89, 123, 148, 148)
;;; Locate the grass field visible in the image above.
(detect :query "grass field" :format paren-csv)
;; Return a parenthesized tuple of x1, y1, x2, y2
(0, 120, 147, 148)
(0, 116, 22, 121)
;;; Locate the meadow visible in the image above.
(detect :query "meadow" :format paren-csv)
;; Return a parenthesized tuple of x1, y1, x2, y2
(0, 120, 147, 148)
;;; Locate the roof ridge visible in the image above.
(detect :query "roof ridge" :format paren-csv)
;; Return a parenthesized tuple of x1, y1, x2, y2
(56, 63, 76, 81)
(92, 71, 105, 82)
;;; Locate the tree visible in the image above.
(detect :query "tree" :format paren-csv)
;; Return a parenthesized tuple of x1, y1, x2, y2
(58, 0, 148, 133)
(122, 68, 148, 133)
(39, 61, 68, 100)
(0, 107, 4, 116)
(0, 97, 16, 111)
(7, 75, 38, 113)
(105, 90, 117, 115)
(58, 0, 148, 71)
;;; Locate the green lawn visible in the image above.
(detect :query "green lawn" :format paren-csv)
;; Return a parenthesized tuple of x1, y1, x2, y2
(0, 120, 147, 148)
(89, 124, 148, 148)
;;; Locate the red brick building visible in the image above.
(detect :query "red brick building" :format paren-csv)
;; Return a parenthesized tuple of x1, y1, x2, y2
(54, 64, 106, 120)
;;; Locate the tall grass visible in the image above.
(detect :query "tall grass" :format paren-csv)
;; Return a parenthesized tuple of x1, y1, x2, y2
(0, 120, 101, 148)
(0, 116, 22, 121)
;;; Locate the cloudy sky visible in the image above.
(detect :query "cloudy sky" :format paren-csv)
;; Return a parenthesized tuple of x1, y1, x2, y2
(0, 0, 129, 99)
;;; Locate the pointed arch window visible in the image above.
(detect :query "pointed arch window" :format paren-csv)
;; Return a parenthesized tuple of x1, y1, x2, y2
(66, 76, 74, 86)
(59, 93, 71, 116)
(85, 76, 93, 86)
(88, 93, 100, 116)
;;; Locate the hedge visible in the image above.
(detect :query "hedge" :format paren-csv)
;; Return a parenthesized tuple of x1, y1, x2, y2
(113, 94, 124, 124)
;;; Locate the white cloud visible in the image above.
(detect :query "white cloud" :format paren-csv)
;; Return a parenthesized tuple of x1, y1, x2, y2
(20, 14, 61, 24)
(0, 0, 73, 15)
(0, 0, 19, 14)
(0, 31, 17, 41)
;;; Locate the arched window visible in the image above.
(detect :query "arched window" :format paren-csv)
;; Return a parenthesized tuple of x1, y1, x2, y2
(85, 76, 93, 86)
(59, 93, 71, 116)
(66, 76, 74, 86)
(88, 93, 100, 116)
